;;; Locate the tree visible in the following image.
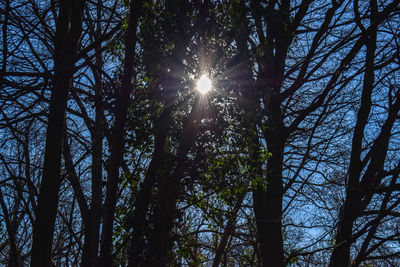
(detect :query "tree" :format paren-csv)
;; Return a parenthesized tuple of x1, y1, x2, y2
(31, 1, 85, 266)
(222, 0, 400, 265)
(1, 0, 400, 266)
(330, 1, 400, 265)
(99, 0, 142, 265)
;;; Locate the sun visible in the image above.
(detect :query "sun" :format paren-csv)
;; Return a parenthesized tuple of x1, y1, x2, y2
(196, 75, 212, 94)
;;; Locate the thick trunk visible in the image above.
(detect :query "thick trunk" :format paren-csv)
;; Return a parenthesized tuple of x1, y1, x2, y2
(31, 1, 84, 266)
(258, 98, 286, 267)
(259, 5, 291, 262)
(246, 1, 291, 265)
(145, 99, 202, 265)
(329, 192, 361, 266)
(127, 107, 173, 266)
(257, 158, 285, 267)
(99, 0, 142, 265)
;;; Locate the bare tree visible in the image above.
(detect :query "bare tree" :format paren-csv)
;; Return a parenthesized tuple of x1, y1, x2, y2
(31, 1, 85, 266)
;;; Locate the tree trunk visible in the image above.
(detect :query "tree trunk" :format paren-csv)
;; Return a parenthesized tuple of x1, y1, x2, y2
(212, 192, 245, 267)
(145, 98, 202, 265)
(31, 1, 84, 266)
(81, 2, 104, 265)
(329, 2, 377, 265)
(128, 1, 190, 264)
(231, 1, 291, 265)
(127, 104, 173, 266)
(99, 0, 142, 265)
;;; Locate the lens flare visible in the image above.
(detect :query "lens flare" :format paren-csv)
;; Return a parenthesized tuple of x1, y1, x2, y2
(196, 75, 212, 94)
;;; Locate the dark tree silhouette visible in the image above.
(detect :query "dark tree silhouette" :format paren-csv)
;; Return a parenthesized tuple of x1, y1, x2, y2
(31, 1, 85, 266)
(1, 0, 400, 266)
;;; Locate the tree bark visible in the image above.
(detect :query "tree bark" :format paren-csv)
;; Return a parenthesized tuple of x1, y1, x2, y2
(261, 128, 286, 267)
(31, 1, 84, 266)
(127, 102, 174, 266)
(329, 2, 377, 265)
(145, 97, 202, 265)
(99, 0, 142, 265)
(81, 2, 104, 265)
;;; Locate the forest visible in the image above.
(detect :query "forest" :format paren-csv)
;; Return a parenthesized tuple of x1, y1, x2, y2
(1, 0, 400, 266)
